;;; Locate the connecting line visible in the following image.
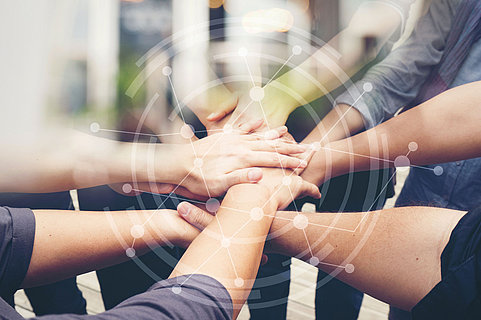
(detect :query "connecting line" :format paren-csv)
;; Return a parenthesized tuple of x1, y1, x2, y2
(225, 246, 240, 279)
(198, 168, 212, 198)
(129, 190, 252, 215)
(242, 56, 257, 87)
(229, 100, 254, 126)
(302, 228, 314, 258)
(135, 166, 197, 240)
(353, 167, 398, 233)
(265, 53, 295, 87)
(167, 74, 187, 123)
(180, 246, 223, 286)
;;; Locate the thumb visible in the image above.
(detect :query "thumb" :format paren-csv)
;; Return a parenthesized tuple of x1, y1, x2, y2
(206, 92, 239, 121)
(177, 202, 214, 230)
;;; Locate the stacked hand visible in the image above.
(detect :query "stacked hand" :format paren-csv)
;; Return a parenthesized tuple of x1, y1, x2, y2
(205, 88, 291, 135)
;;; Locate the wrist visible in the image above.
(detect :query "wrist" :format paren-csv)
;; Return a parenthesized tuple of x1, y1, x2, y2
(263, 83, 299, 122)
(128, 143, 188, 185)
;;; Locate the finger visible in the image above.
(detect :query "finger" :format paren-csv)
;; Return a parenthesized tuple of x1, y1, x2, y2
(261, 254, 268, 266)
(263, 126, 288, 140)
(300, 181, 322, 199)
(224, 167, 263, 187)
(177, 202, 214, 230)
(246, 153, 308, 169)
(206, 93, 239, 121)
(250, 140, 308, 154)
(238, 119, 264, 133)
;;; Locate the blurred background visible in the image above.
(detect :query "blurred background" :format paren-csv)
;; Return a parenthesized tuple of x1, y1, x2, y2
(1, 0, 426, 140)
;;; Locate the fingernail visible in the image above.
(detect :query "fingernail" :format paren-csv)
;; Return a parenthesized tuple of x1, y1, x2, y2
(178, 203, 190, 216)
(207, 112, 218, 120)
(248, 168, 263, 181)
(300, 160, 308, 167)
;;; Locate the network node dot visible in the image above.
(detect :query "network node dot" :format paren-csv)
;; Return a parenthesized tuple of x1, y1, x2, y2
(180, 124, 195, 139)
(221, 237, 231, 248)
(90, 122, 100, 133)
(250, 207, 264, 221)
(125, 247, 136, 258)
(249, 86, 265, 102)
(172, 285, 182, 294)
(282, 176, 292, 186)
(408, 141, 418, 152)
(223, 124, 233, 134)
(162, 66, 172, 76)
(234, 277, 244, 287)
(433, 166, 443, 176)
(394, 155, 410, 168)
(292, 45, 302, 55)
(238, 47, 248, 57)
(293, 214, 309, 230)
(309, 256, 320, 266)
(345, 264, 355, 273)
(122, 183, 133, 194)
(363, 82, 373, 92)
(206, 198, 220, 213)
(194, 158, 204, 168)
(311, 141, 321, 151)
(131, 224, 145, 239)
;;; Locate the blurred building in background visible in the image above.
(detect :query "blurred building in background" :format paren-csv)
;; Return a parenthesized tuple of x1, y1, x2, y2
(1, 0, 425, 134)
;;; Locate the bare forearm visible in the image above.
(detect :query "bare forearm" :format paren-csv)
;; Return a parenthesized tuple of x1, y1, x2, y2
(22, 209, 198, 288)
(170, 184, 277, 317)
(322, 81, 481, 178)
(0, 131, 185, 193)
(262, 3, 403, 118)
(268, 208, 464, 310)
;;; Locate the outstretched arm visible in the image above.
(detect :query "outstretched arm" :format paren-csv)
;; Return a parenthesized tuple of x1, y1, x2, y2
(177, 202, 464, 311)
(0, 126, 307, 196)
(301, 81, 481, 185)
(21, 208, 200, 288)
(206, 1, 411, 131)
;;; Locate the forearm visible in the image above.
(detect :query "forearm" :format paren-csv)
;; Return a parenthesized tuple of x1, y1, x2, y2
(22, 208, 198, 288)
(170, 184, 277, 317)
(267, 207, 464, 310)
(261, 3, 403, 119)
(324, 81, 481, 177)
(0, 131, 186, 193)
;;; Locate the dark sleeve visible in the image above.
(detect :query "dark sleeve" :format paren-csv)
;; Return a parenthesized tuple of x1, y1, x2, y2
(412, 207, 481, 320)
(35, 274, 233, 320)
(0, 206, 36, 298)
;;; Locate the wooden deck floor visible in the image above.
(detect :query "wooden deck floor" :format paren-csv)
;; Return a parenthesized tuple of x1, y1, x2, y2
(15, 170, 408, 319)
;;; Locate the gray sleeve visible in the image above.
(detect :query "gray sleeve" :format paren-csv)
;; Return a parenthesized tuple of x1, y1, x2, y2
(35, 274, 233, 320)
(0, 207, 36, 298)
(335, 0, 460, 129)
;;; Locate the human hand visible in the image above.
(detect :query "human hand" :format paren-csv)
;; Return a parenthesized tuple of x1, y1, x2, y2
(257, 167, 321, 210)
(206, 87, 292, 134)
(178, 126, 310, 197)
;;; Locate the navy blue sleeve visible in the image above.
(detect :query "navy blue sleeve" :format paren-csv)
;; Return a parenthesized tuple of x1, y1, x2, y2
(0, 206, 36, 299)
(35, 274, 233, 320)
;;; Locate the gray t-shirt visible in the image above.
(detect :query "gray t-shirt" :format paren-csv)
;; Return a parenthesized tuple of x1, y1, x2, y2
(0, 206, 233, 320)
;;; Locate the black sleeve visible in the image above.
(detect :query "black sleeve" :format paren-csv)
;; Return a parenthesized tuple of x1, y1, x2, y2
(0, 206, 36, 298)
(412, 207, 481, 320)
(35, 274, 233, 320)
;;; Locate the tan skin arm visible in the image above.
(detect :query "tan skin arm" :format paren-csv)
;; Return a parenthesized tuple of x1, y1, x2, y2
(177, 202, 464, 311)
(301, 81, 481, 186)
(21, 208, 200, 288)
(205, 2, 405, 131)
